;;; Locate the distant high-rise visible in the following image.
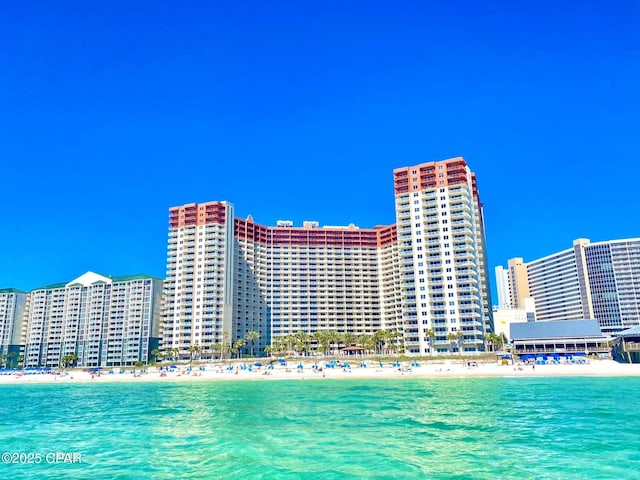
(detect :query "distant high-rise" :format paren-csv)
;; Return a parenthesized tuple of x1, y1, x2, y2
(163, 157, 493, 357)
(0, 288, 28, 367)
(498, 238, 640, 335)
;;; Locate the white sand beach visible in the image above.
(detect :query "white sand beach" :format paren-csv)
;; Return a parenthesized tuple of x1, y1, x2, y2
(1, 358, 639, 385)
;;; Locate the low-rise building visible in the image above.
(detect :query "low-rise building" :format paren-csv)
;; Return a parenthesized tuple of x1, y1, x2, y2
(611, 327, 640, 364)
(510, 319, 609, 357)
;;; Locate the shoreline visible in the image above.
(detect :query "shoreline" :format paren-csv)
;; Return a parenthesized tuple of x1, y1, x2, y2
(1, 359, 639, 385)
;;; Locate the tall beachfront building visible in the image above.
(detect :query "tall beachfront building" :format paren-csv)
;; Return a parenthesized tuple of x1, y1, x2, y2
(163, 157, 492, 357)
(498, 238, 640, 335)
(24, 272, 163, 368)
(393, 157, 492, 354)
(0, 288, 28, 367)
(163, 202, 237, 360)
(162, 202, 402, 360)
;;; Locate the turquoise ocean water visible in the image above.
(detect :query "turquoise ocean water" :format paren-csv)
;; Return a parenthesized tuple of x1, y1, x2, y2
(1, 377, 638, 479)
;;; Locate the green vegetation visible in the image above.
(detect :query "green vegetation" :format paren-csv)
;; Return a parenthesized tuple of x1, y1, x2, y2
(265, 329, 405, 357)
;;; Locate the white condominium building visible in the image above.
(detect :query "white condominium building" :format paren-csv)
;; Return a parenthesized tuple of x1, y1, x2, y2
(163, 202, 236, 360)
(163, 157, 493, 357)
(498, 238, 640, 335)
(393, 157, 492, 355)
(162, 202, 402, 359)
(0, 288, 28, 366)
(24, 272, 162, 368)
(263, 222, 400, 339)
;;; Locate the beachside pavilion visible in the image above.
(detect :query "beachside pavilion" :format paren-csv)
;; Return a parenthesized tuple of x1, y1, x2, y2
(611, 327, 640, 364)
(510, 319, 609, 361)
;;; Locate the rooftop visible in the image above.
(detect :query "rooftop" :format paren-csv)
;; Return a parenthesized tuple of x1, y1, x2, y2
(511, 319, 604, 340)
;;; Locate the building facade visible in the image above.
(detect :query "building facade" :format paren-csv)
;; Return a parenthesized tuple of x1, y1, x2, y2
(0, 288, 28, 367)
(498, 238, 640, 335)
(24, 272, 162, 368)
(393, 157, 492, 354)
(162, 157, 493, 358)
(162, 202, 403, 359)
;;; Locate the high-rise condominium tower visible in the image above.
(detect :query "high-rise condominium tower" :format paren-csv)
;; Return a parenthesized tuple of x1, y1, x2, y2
(162, 202, 402, 359)
(0, 288, 28, 366)
(23, 272, 162, 367)
(163, 157, 492, 357)
(393, 157, 492, 354)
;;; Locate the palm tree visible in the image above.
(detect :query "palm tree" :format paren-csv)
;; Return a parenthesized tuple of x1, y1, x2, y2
(425, 328, 436, 354)
(388, 330, 404, 355)
(310, 331, 326, 355)
(446, 332, 458, 355)
(234, 339, 246, 359)
(342, 332, 357, 348)
(0, 354, 7, 368)
(456, 330, 465, 359)
(485, 333, 502, 353)
(60, 354, 79, 369)
(151, 349, 163, 364)
(326, 330, 341, 356)
(293, 331, 309, 356)
(374, 330, 395, 355)
(188, 344, 201, 365)
(171, 347, 181, 363)
(210, 343, 223, 360)
(222, 331, 232, 360)
(245, 330, 260, 357)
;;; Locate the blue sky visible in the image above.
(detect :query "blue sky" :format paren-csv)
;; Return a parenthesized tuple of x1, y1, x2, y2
(1, 1, 638, 299)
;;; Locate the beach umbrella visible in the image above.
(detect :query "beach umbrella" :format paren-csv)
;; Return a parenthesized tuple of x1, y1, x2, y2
(254, 362, 263, 367)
